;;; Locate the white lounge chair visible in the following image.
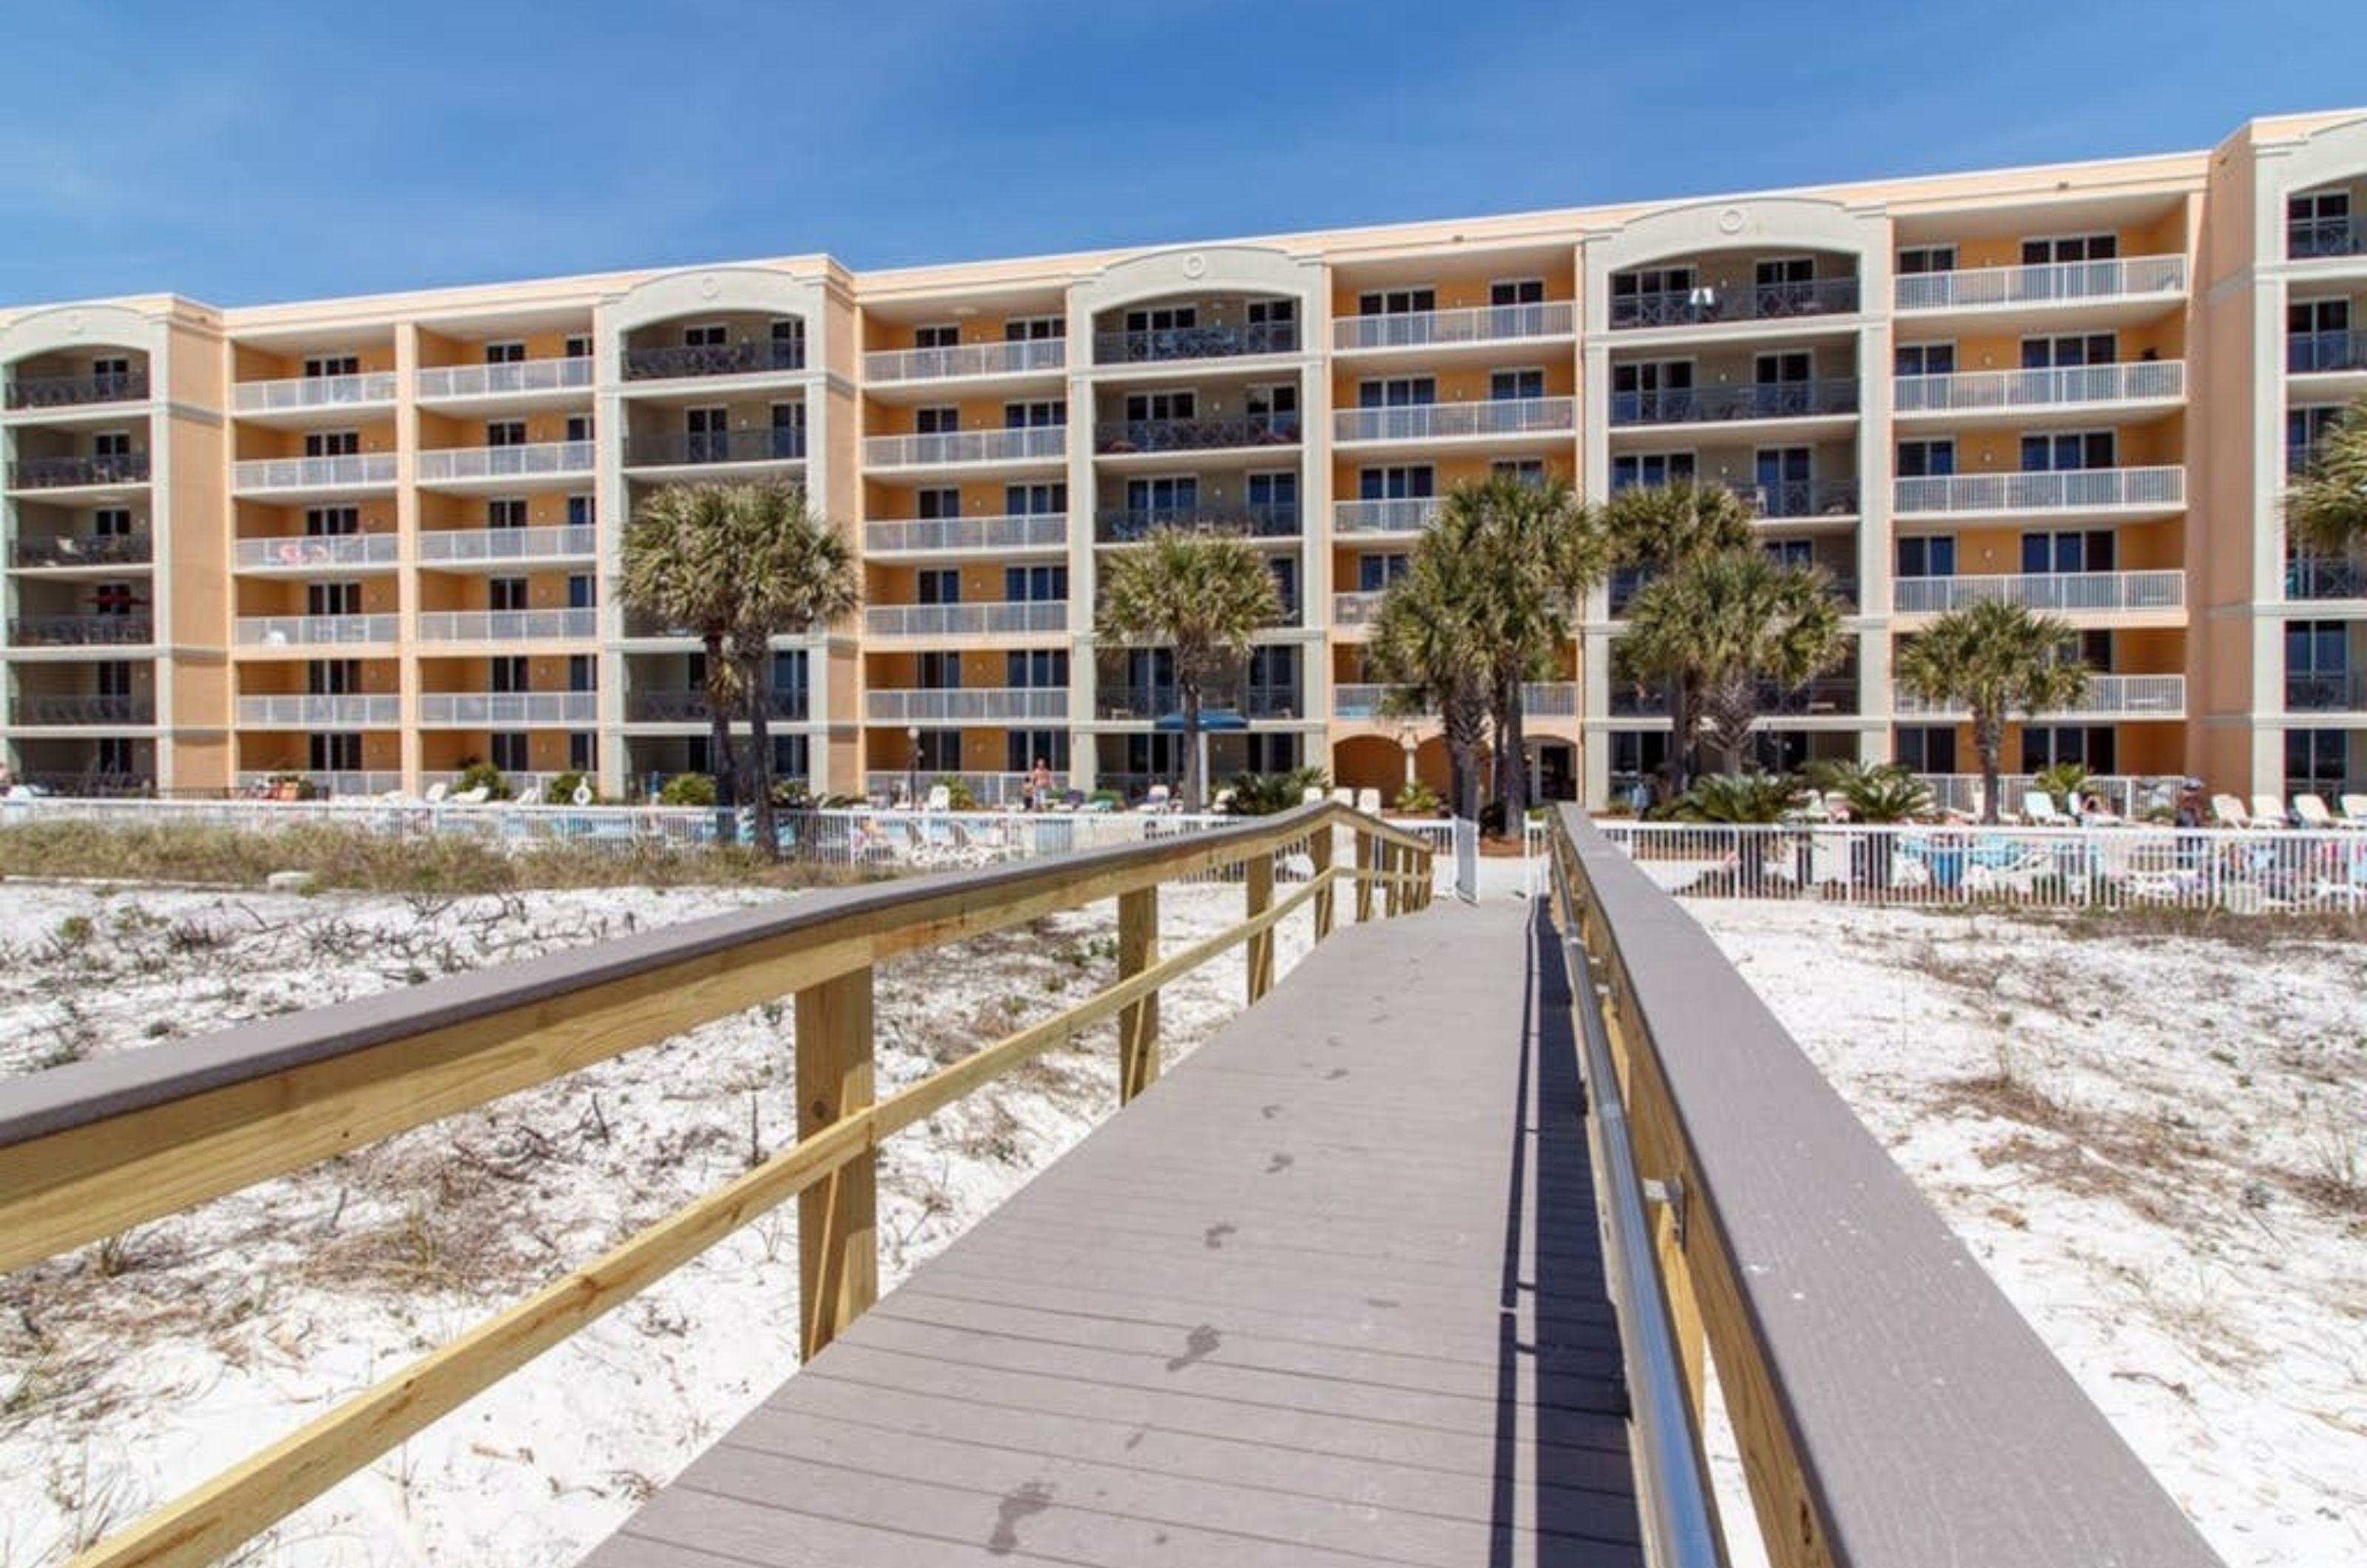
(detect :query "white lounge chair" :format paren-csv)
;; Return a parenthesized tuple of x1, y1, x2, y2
(423, 781, 450, 805)
(1354, 788, 1382, 816)
(1300, 785, 1325, 805)
(2022, 791, 2069, 827)
(1141, 784, 1170, 813)
(2293, 794, 2338, 831)
(925, 783, 952, 813)
(2250, 793, 2289, 829)
(2340, 794, 2367, 829)
(1330, 787, 1354, 807)
(2210, 794, 2252, 831)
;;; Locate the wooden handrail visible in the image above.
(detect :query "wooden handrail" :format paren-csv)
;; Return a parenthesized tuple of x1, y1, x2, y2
(1, 801, 1431, 1568)
(1550, 805, 2226, 1568)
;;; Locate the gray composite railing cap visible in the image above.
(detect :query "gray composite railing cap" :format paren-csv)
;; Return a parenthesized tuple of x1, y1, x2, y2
(0, 803, 1341, 1154)
(1556, 805, 2226, 1568)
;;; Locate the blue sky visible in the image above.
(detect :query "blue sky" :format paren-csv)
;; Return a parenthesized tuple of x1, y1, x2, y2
(3, 0, 2363, 308)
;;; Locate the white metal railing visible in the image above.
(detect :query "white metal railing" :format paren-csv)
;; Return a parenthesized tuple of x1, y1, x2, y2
(416, 609, 599, 641)
(1891, 570, 2186, 616)
(862, 688, 1070, 723)
(1894, 360, 2185, 414)
(1893, 254, 2189, 312)
(1333, 497, 1440, 535)
(230, 771, 405, 799)
(416, 442, 596, 484)
(862, 339, 1067, 383)
(862, 601, 1069, 638)
(1333, 397, 1576, 444)
(234, 614, 400, 646)
(416, 692, 600, 726)
(1891, 672, 2186, 718)
(235, 694, 402, 727)
(862, 514, 1070, 555)
(861, 426, 1067, 468)
(1332, 302, 1576, 352)
(234, 534, 400, 570)
(1916, 774, 2160, 820)
(232, 454, 399, 493)
(1894, 466, 2184, 516)
(1333, 680, 1575, 720)
(231, 373, 398, 414)
(414, 359, 596, 401)
(1332, 591, 1387, 626)
(417, 526, 598, 564)
(858, 772, 1052, 808)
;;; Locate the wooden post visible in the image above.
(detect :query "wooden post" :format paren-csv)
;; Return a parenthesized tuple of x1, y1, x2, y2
(1382, 841, 1401, 917)
(796, 967, 877, 1359)
(1246, 852, 1275, 1001)
(1117, 886, 1159, 1103)
(1310, 828, 1334, 939)
(1354, 832, 1375, 922)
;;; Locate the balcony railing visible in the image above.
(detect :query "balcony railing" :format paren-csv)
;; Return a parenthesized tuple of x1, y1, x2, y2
(10, 532, 152, 568)
(624, 428, 807, 467)
(235, 533, 400, 570)
(1894, 255, 2187, 312)
(235, 695, 402, 727)
(862, 601, 1068, 638)
(1091, 322, 1300, 364)
(2286, 670, 2367, 712)
(1894, 359, 2186, 413)
(21, 771, 154, 798)
(12, 695, 155, 726)
(622, 339, 806, 381)
(417, 692, 601, 726)
(1893, 570, 2186, 617)
(416, 526, 598, 564)
(2288, 330, 2366, 374)
(1893, 673, 2187, 719)
(864, 338, 1067, 383)
(1609, 379, 1858, 426)
(1331, 681, 1576, 720)
(860, 770, 1050, 807)
(2289, 218, 2366, 260)
(1332, 590, 1387, 626)
(234, 614, 399, 646)
(1740, 477, 1860, 519)
(1094, 504, 1300, 542)
(415, 359, 595, 400)
(864, 688, 1071, 723)
(1893, 466, 2184, 516)
(862, 426, 1067, 468)
(416, 609, 599, 641)
(1754, 677, 1859, 717)
(1094, 415, 1301, 453)
(5, 370, 149, 410)
(232, 454, 396, 493)
(1609, 277, 1860, 329)
(2286, 552, 2367, 601)
(1333, 302, 1576, 351)
(416, 442, 595, 484)
(7, 615, 152, 646)
(1095, 684, 1302, 720)
(862, 513, 1070, 555)
(1333, 397, 1576, 444)
(232, 373, 398, 415)
(236, 771, 405, 799)
(1333, 497, 1439, 535)
(626, 689, 809, 723)
(8, 453, 152, 490)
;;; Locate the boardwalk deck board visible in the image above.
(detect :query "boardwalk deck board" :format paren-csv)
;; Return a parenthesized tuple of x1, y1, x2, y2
(582, 899, 1644, 1567)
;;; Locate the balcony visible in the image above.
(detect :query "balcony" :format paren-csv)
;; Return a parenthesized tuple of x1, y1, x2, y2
(5, 370, 149, 411)
(10, 533, 152, 569)
(1092, 322, 1300, 365)
(1333, 302, 1576, 354)
(416, 609, 598, 642)
(2286, 671, 2367, 713)
(626, 689, 808, 723)
(622, 339, 806, 382)
(1609, 277, 1860, 330)
(862, 601, 1068, 638)
(860, 770, 1048, 807)
(11, 695, 155, 726)
(865, 339, 1067, 384)
(1332, 590, 1386, 627)
(1894, 360, 2186, 420)
(1893, 256, 2187, 317)
(2287, 552, 2367, 601)
(1893, 673, 2187, 720)
(417, 526, 598, 566)
(1094, 504, 1300, 543)
(7, 615, 152, 647)
(1331, 681, 1576, 721)
(235, 695, 402, 728)
(232, 454, 397, 496)
(1094, 415, 1300, 454)
(862, 514, 1069, 556)
(1608, 379, 1858, 428)
(864, 688, 1071, 723)
(1096, 684, 1302, 720)
(1332, 397, 1576, 445)
(232, 373, 398, 416)
(862, 426, 1066, 470)
(1891, 570, 2186, 619)
(2290, 218, 2366, 260)
(2289, 330, 2367, 375)
(235, 614, 399, 647)
(417, 692, 601, 726)
(623, 428, 807, 469)
(1333, 498, 1439, 536)
(8, 453, 151, 490)
(1738, 477, 1860, 520)
(415, 359, 595, 402)
(415, 442, 594, 487)
(236, 771, 404, 799)
(235, 534, 400, 571)
(1893, 466, 2184, 519)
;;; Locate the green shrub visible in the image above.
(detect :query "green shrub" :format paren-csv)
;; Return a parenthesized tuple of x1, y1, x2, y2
(1087, 789, 1124, 811)
(1393, 779, 1442, 816)
(1672, 772, 1803, 824)
(1806, 760, 1934, 823)
(542, 771, 598, 805)
(1221, 766, 1331, 816)
(659, 772, 717, 807)
(453, 759, 514, 801)
(942, 778, 980, 811)
(2033, 760, 2093, 812)
(268, 771, 319, 802)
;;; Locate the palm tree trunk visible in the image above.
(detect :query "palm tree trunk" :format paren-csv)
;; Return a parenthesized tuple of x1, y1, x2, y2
(1181, 683, 1203, 811)
(1501, 678, 1530, 828)
(1976, 712, 2005, 826)
(702, 632, 735, 841)
(744, 653, 780, 860)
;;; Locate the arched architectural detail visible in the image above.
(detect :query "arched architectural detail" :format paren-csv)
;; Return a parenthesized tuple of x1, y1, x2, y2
(0, 302, 165, 368)
(1585, 196, 1883, 288)
(2270, 114, 2367, 197)
(1072, 245, 1322, 317)
(605, 266, 827, 336)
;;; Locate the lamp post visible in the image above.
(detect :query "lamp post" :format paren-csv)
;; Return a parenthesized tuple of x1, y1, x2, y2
(1396, 722, 1419, 791)
(905, 725, 920, 808)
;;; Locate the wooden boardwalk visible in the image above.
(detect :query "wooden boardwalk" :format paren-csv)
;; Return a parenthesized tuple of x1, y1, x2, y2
(584, 897, 1643, 1567)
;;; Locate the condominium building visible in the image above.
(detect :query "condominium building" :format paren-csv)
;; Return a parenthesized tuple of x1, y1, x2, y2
(4, 108, 2364, 808)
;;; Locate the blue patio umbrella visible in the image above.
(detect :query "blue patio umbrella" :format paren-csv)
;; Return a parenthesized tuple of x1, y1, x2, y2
(1152, 709, 1247, 805)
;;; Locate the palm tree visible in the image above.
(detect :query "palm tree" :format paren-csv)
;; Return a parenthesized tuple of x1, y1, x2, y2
(1095, 528, 1282, 810)
(1596, 481, 1757, 794)
(2288, 393, 2367, 553)
(1367, 524, 1493, 818)
(1894, 600, 2090, 825)
(1618, 552, 1848, 777)
(619, 483, 743, 815)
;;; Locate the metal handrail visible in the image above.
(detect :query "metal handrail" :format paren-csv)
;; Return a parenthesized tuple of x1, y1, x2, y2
(621, 338, 806, 381)
(1091, 322, 1300, 363)
(1610, 379, 1858, 425)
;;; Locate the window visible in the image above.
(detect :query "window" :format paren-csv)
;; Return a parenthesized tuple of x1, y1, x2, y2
(92, 507, 135, 538)
(568, 655, 596, 692)
(1267, 558, 1298, 617)
(306, 660, 359, 696)
(1245, 299, 1295, 351)
(1358, 553, 1411, 592)
(1896, 342, 1955, 377)
(2022, 333, 2116, 369)
(913, 730, 963, 771)
(1894, 726, 1957, 773)
(1123, 305, 1198, 334)
(1004, 315, 1064, 341)
(2290, 405, 2344, 470)
(1005, 482, 1065, 515)
(1611, 266, 1696, 300)
(2291, 297, 2353, 371)
(1753, 351, 1812, 414)
(1490, 368, 1544, 401)
(915, 406, 959, 435)
(914, 325, 960, 349)
(307, 581, 361, 616)
(484, 341, 527, 364)
(568, 733, 595, 772)
(1755, 256, 1817, 314)
(90, 578, 142, 616)
(1359, 465, 1435, 499)
(1246, 470, 1296, 522)
(1125, 648, 1177, 700)
(2021, 431, 2116, 471)
(1490, 278, 1546, 305)
(1763, 538, 1814, 570)
(683, 324, 727, 348)
(917, 569, 962, 606)
(1896, 535, 1957, 578)
(769, 319, 805, 352)
(772, 651, 808, 704)
(566, 494, 595, 527)
(1123, 390, 1195, 422)
(1243, 734, 1301, 774)
(2290, 191, 2354, 258)
(2287, 619, 2349, 679)
(484, 420, 527, 447)
(1755, 447, 1811, 513)
(686, 406, 728, 460)
(1897, 246, 1956, 275)
(1610, 453, 1695, 492)
(488, 577, 529, 612)
(490, 733, 530, 772)
(306, 505, 360, 536)
(1493, 458, 1547, 487)
(1897, 439, 1955, 479)
(305, 430, 359, 458)
(2287, 729, 2349, 789)
(1007, 650, 1068, 688)
(1244, 384, 1297, 423)
(310, 734, 363, 771)
(2020, 726, 2114, 773)
(2022, 234, 2118, 263)
(491, 655, 530, 694)
(303, 355, 360, 379)
(915, 487, 961, 520)
(1357, 288, 1435, 316)
(1005, 730, 1070, 771)
(92, 430, 132, 459)
(1125, 476, 1198, 521)
(1005, 564, 1067, 602)
(487, 498, 527, 530)
(2021, 530, 2115, 573)
(1357, 376, 1435, 408)
(1004, 399, 1064, 428)
(565, 413, 594, 443)
(919, 651, 963, 690)
(568, 574, 594, 609)
(564, 336, 592, 359)
(1123, 733, 1186, 778)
